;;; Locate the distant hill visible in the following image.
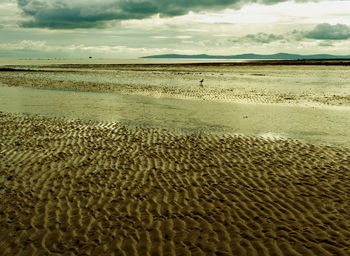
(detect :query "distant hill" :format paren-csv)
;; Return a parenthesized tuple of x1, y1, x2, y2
(141, 53, 350, 60)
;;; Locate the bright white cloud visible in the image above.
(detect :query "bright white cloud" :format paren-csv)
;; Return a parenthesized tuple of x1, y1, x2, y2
(0, 40, 47, 51)
(0, 40, 201, 58)
(0, 0, 23, 28)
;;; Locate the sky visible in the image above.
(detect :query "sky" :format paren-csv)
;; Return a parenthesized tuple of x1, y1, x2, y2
(0, 0, 350, 58)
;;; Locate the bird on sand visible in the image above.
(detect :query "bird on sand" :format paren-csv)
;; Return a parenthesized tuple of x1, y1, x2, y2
(199, 79, 204, 87)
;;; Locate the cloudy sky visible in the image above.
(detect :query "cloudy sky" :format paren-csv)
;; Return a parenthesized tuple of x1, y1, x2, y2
(1, 0, 350, 58)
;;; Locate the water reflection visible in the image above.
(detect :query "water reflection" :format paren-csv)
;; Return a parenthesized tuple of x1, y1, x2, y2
(0, 85, 349, 147)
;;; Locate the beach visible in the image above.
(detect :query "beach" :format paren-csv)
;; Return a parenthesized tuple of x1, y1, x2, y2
(1, 62, 350, 107)
(1, 62, 350, 255)
(1, 112, 350, 255)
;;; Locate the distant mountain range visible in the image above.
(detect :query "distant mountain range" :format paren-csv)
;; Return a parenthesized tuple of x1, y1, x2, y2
(142, 53, 350, 60)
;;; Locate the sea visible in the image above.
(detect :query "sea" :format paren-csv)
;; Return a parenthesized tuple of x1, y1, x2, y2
(0, 58, 349, 147)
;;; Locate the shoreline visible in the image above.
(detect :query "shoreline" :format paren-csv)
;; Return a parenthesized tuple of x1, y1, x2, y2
(2, 58, 350, 68)
(1, 64, 350, 108)
(1, 112, 350, 255)
(2, 82, 350, 111)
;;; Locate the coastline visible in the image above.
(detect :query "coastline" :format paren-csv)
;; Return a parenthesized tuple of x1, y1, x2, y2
(1, 61, 350, 255)
(1, 63, 350, 108)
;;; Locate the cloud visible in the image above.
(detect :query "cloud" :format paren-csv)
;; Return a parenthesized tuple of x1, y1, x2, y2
(318, 41, 333, 47)
(0, 39, 190, 58)
(232, 32, 284, 44)
(230, 23, 350, 46)
(0, 40, 47, 51)
(305, 23, 350, 40)
(17, 0, 309, 29)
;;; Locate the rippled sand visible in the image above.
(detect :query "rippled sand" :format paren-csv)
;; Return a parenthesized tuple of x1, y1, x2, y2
(1, 112, 350, 255)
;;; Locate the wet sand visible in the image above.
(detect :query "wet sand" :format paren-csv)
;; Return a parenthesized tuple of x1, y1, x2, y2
(1, 112, 350, 255)
(1, 63, 350, 107)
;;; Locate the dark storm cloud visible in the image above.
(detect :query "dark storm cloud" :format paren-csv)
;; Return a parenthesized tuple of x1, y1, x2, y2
(305, 23, 350, 40)
(17, 0, 302, 29)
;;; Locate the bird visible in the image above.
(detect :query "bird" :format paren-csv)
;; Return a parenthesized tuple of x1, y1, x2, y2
(199, 79, 204, 87)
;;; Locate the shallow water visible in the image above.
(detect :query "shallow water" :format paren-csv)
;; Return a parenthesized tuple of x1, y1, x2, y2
(1, 85, 349, 147)
(0, 58, 249, 66)
(3, 65, 350, 97)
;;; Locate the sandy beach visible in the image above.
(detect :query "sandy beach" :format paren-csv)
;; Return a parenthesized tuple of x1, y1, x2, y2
(1, 111, 350, 255)
(1, 62, 350, 108)
(1, 61, 350, 255)
(2, 0, 350, 251)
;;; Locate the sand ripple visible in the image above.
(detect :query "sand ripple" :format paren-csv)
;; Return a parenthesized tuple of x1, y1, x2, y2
(1, 112, 350, 255)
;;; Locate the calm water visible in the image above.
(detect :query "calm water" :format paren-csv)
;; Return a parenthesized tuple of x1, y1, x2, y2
(0, 58, 250, 66)
(1, 85, 349, 147)
(3, 64, 350, 97)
